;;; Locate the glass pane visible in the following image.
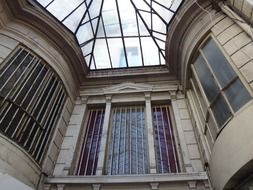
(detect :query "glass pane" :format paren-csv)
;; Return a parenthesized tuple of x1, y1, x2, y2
(93, 39, 111, 69)
(141, 37, 160, 66)
(47, 0, 84, 21)
(63, 3, 86, 32)
(170, 0, 183, 11)
(76, 23, 94, 44)
(102, 0, 121, 37)
(225, 79, 252, 112)
(194, 54, 220, 103)
(211, 95, 232, 128)
(88, 0, 103, 18)
(107, 38, 126, 68)
(202, 38, 237, 88)
(118, 0, 138, 36)
(125, 38, 142, 67)
(107, 106, 148, 175)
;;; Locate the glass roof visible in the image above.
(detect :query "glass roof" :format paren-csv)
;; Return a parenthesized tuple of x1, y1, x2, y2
(35, 0, 183, 70)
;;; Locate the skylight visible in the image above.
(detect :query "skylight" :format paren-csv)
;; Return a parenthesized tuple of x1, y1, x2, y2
(35, 0, 183, 70)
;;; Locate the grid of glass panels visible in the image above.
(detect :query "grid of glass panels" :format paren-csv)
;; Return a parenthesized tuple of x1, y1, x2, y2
(76, 108, 105, 175)
(152, 105, 179, 173)
(0, 47, 66, 164)
(192, 38, 251, 132)
(107, 106, 149, 175)
(35, 0, 183, 70)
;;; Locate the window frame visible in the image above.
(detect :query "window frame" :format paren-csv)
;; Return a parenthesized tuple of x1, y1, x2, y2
(190, 35, 252, 140)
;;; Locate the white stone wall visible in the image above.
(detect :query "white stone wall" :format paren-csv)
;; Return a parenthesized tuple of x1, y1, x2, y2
(211, 15, 253, 91)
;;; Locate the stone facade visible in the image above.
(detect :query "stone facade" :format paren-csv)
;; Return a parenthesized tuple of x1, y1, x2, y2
(0, 0, 252, 190)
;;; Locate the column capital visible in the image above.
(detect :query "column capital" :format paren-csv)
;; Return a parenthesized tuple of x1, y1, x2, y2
(57, 184, 65, 190)
(93, 184, 101, 190)
(170, 91, 177, 100)
(145, 92, 151, 101)
(188, 181, 197, 190)
(76, 96, 88, 105)
(150, 182, 159, 190)
(105, 95, 112, 103)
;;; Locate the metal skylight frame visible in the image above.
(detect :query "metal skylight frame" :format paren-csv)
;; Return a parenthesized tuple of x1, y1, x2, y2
(35, 0, 183, 70)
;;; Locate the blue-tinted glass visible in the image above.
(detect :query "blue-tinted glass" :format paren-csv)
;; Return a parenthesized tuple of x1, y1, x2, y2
(211, 95, 232, 128)
(225, 79, 251, 112)
(194, 54, 220, 103)
(202, 38, 237, 88)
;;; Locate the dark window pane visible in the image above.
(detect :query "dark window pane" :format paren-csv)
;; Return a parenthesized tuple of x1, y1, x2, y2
(77, 108, 105, 176)
(211, 95, 232, 128)
(202, 38, 237, 88)
(225, 79, 252, 112)
(152, 105, 179, 173)
(194, 54, 220, 103)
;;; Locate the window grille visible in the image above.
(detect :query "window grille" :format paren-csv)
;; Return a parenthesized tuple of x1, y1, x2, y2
(107, 106, 149, 175)
(0, 47, 66, 164)
(76, 108, 105, 175)
(152, 105, 179, 173)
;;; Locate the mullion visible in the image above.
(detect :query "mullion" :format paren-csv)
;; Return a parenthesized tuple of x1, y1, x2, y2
(101, 16, 113, 68)
(166, 106, 179, 172)
(38, 93, 66, 164)
(91, 108, 104, 175)
(130, 0, 165, 64)
(31, 85, 62, 155)
(77, 109, 93, 175)
(0, 52, 31, 92)
(85, 1, 96, 36)
(143, 0, 168, 25)
(36, 90, 65, 162)
(12, 71, 51, 139)
(88, 0, 105, 69)
(141, 107, 145, 173)
(135, 106, 139, 174)
(84, 109, 99, 174)
(154, 106, 163, 173)
(135, 10, 144, 66)
(152, 0, 175, 13)
(109, 108, 117, 175)
(115, 0, 129, 67)
(61, 0, 86, 22)
(160, 105, 170, 173)
(4, 63, 45, 134)
(116, 108, 122, 174)
(74, 0, 94, 34)
(45, 0, 54, 9)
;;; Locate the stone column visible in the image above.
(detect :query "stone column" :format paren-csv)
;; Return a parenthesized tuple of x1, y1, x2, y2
(145, 92, 157, 174)
(53, 96, 88, 175)
(170, 92, 193, 172)
(96, 95, 112, 175)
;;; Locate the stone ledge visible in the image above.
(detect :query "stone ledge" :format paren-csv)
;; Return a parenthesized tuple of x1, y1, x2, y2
(45, 172, 208, 184)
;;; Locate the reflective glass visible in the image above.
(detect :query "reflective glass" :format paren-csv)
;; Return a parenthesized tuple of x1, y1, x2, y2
(194, 54, 220, 103)
(94, 39, 111, 69)
(107, 38, 126, 68)
(202, 38, 237, 88)
(225, 79, 251, 112)
(211, 95, 232, 128)
(141, 37, 160, 66)
(35, 0, 183, 69)
(125, 38, 142, 67)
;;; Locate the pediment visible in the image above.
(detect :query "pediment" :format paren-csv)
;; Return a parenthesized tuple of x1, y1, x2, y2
(103, 82, 153, 94)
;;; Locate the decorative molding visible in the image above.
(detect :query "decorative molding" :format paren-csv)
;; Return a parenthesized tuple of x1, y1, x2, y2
(92, 184, 101, 190)
(57, 184, 65, 190)
(45, 172, 208, 184)
(150, 182, 159, 190)
(103, 82, 153, 94)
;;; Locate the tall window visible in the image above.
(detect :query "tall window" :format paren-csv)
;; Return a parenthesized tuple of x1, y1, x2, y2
(107, 106, 149, 175)
(76, 108, 105, 175)
(0, 47, 66, 164)
(152, 105, 180, 173)
(191, 38, 251, 145)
